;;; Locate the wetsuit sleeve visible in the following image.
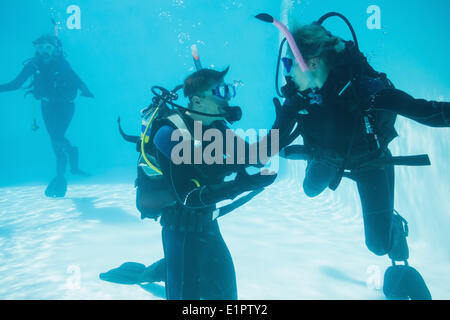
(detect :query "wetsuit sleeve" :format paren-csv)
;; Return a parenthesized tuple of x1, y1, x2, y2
(371, 88, 450, 127)
(75, 73, 94, 97)
(153, 125, 180, 159)
(277, 98, 303, 148)
(0, 62, 36, 93)
(153, 125, 275, 209)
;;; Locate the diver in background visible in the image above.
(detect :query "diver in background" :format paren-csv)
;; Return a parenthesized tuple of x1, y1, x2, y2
(271, 19, 449, 299)
(0, 34, 94, 197)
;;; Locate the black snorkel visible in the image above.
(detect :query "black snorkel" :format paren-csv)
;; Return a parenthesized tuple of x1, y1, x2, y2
(315, 12, 359, 51)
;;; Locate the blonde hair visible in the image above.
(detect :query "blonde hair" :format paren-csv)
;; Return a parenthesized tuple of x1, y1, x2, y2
(290, 24, 345, 67)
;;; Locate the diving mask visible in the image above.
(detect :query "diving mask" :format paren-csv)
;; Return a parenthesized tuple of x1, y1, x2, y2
(35, 43, 56, 57)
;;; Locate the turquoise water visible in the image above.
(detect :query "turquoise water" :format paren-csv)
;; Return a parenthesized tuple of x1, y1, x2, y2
(0, 0, 449, 299)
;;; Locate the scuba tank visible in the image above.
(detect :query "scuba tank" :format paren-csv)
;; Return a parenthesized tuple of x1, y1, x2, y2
(133, 85, 185, 220)
(118, 84, 186, 220)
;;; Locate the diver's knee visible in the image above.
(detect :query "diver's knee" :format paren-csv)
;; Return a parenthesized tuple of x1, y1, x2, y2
(303, 182, 323, 198)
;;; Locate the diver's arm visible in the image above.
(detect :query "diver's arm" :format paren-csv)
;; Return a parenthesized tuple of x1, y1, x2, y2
(226, 97, 300, 167)
(76, 75, 94, 98)
(154, 125, 276, 209)
(0, 62, 36, 93)
(371, 88, 450, 127)
(165, 160, 276, 209)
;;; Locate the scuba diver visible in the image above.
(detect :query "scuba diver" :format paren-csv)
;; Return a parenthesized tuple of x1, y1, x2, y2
(0, 34, 93, 197)
(105, 66, 284, 300)
(256, 12, 450, 300)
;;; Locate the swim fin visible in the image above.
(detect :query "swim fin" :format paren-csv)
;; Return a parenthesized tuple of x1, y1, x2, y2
(140, 259, 166, 283)
(45, 176, 67, 198)
(99, 262, 147, 285)
(99, 259, 166, 285)
(383, 265, 431, 300)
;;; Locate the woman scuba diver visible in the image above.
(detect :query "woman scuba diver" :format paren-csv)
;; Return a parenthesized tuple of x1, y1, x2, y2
(257, 12, 450, 300)
(0, 34, 94, 197)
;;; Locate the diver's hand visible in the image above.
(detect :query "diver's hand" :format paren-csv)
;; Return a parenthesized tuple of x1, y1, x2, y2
(281, 81, 309, 114)
(271, 97, 299, 129)
(234, 170, 277, 192)
(81, 90, 94, 98)
(281, 78, 298, 98)
(272, 97, 292, 129)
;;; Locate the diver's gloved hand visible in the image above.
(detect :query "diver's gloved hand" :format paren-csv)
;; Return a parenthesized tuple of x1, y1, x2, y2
(271, 97, 297, 130)
(270, 97, 303, 150)
(199, 170, 277, 206)
(80, 89, 94, 98)
(280, 77, 298, 98)
(280, 79, 310, 114)
(234, 170, 277, 192)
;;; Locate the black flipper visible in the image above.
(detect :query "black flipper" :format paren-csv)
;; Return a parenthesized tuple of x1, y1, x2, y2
(140, 259, 166, 283)
(99, 262, 147, 285)
(383, 265, 432, 300)
(99, 259, 166, 285)
(45, 176, 67, 198)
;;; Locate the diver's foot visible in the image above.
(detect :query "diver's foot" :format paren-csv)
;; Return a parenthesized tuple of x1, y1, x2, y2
(139, 259, 166, 283)
(99, 262, 147, 285)
(383, 264, 432, 300)
(71, 169, 91, 177)
(442, 102, 450, 126)
(45, 176, 67, 198)
(388, 212, 409, 261)
(67, 147, 90, 176)
(99, 259, 166, 285)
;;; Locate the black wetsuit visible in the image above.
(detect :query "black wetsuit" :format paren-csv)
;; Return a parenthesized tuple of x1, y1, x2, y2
(151, 113, 275, 300)
(0, 55, 93, 177)
(280, 41, 450, 256)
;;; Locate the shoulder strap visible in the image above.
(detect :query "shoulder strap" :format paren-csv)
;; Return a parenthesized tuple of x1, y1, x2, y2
(165, 113, 193, 142)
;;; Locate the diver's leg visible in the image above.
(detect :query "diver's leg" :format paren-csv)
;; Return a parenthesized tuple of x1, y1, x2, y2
(197, 220, 237, 300)
(303, 160, 339, 197)
(42, 101, 68, 197)
(373, 89, 450, 127)
(181, 232, 203, 300)
(57, 102, 89, 176)
(50, 140, 68, 177)
(161, 227, 186, 300)
(42, 101, 68, 177)
(355, 164, 395, 256)
(355, 161, 431, 299)
(356, 162, 408, 259)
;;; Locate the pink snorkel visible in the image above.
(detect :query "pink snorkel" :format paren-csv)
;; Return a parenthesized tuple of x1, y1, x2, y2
(256, 13, 309, 72)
